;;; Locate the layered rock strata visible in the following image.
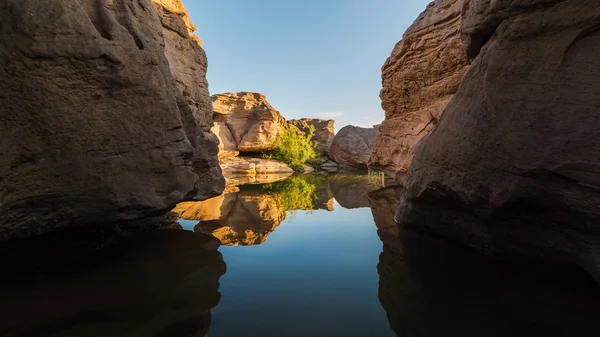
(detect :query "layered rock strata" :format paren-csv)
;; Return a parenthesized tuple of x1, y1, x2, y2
(211, 92, 287, 154)
(368, 0, 469, 180)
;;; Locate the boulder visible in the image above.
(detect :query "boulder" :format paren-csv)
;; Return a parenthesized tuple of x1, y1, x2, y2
(368, 0, 469, 181)
(0, 0, 223, 241)
(288, 119, 335, 155)
(212, 92, 287, 152)
(212, 122, 239, 158)
(329, 125, 378, 169)
(398, 0, 600, 278)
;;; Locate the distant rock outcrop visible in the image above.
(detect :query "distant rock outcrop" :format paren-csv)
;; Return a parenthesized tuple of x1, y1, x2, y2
(329, 126, 378, 169)
(368, 0, 468, 181)
(0, 0, 223, 240)
(397, 0, 600, 278)
(212, 92, 287, 153)
(288, 119, 335, 156)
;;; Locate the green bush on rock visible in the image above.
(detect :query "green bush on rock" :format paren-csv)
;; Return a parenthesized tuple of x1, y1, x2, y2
(263, 125, 318, 169)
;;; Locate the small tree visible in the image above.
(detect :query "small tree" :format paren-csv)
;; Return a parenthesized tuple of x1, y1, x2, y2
(263, 125, 318, 169)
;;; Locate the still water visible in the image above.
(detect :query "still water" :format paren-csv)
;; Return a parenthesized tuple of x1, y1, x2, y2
(0, 174, 599, 337)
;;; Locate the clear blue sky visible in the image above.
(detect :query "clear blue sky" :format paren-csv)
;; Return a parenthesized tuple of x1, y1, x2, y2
(182, 0, 431, 129)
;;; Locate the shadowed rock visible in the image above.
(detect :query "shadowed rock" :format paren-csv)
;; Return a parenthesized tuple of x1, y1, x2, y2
(330, 126, 378, 170)
(0, 0, 223, 240)
(397, 0, 600, 277)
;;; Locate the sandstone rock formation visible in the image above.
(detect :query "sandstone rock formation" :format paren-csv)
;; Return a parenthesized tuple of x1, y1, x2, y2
(220, 157, 294, 175)
(288, 119, 335, 156)
(0, 0, 224, 240)
(368, 0, 469, 180)
(212, 92, 287, 153)
(397, 0, 600, 279)
(0, 230, 225, 336)
(329, 126, 378, 169)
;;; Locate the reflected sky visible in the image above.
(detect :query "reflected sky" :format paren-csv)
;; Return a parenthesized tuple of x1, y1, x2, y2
(208, 208, 394, 337)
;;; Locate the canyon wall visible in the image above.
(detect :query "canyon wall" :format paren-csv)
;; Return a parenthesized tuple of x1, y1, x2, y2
(369, 0, 469, 180)
(0, 0, 223, 240)
(397, 0, 600, 278)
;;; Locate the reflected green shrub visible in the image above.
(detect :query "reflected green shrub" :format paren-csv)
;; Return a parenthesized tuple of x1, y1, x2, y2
(262, 175, 325, 211)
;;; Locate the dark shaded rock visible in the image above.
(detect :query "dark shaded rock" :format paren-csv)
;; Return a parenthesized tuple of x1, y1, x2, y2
(398, 0, 600, 278)
(0, 0, 223, 240)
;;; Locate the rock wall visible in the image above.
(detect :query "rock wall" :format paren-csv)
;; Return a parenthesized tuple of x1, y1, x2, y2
(211, 92, 287, 153)
(330, 125, 378, 169)
(288, 119, 335, 156)
(397, 0, 600, 278)
(0, 0, 223, 240)
(368, 0, 469, 180)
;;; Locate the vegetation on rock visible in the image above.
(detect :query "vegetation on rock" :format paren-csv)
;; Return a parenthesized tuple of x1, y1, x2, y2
(263, 125, 318, 169)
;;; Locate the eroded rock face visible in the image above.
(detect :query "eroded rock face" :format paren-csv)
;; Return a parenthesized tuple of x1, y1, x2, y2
(153, 0, 224, 199)
(398, 0, 600, 278)
(368, 0, 469, 180)
(212, 92, 287, 152)
(0, 0, 223, 240)
(288, 119, 335, 156)
(329, 126, 378, 169)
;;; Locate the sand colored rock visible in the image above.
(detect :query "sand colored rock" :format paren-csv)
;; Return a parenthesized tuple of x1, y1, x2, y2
(288, 119, 335, 156)
(220, 157, 294, 175)
(0, 0, 223, 240)
(398, 0, 600, 277)
(212, 92, 287, 152)
(368, 0, 469, 180)
(329, 126, 378, 169)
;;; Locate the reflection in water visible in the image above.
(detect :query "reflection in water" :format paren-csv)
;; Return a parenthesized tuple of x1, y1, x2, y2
(174, 174, 385, 246)
(368, 187, 600, 337)
(0, 230, 225, 337)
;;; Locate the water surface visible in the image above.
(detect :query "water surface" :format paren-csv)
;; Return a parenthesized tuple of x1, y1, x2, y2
(1, 174, 599, 337)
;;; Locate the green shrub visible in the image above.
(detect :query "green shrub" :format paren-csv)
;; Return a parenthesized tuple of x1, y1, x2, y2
(263, 125, 318, 169)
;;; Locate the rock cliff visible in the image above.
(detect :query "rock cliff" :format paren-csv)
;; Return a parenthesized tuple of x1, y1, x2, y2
(0, 0, 223, 240)
(368, 0, 469, 180)
(330, 125, 378, 169)
(288, 119, 335, 156)
(212, 92, 287, 153)
(397, 0, 600, 278)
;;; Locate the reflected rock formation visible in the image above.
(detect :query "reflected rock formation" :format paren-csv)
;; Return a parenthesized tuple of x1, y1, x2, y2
(0, 230, 225, 337)
(369, 188, 600, 337)
(330, 174, 384, 209)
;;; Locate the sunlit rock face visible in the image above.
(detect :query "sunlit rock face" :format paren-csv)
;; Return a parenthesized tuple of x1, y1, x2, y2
(211, 92, 287, 153)
(368, 187, 600, 337)
(0, 0, 223, 240)
(288, 119, 335, 156)
(397, 0, 600, 278)
(0, 230, 225, 336)
(368, 0, 468, 181)
(220, 157, 294, 176)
